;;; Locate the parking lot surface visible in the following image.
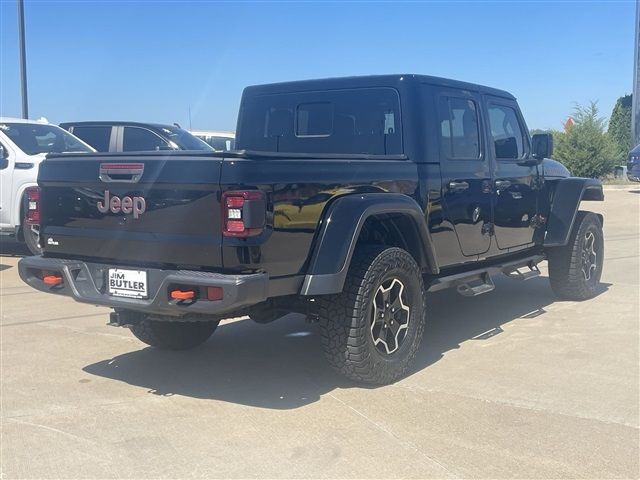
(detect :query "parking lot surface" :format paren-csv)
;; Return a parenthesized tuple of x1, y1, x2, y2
(1, 189, 638, 479)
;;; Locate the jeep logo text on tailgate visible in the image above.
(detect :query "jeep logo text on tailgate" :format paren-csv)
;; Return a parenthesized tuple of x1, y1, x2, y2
(97, 190, 146, 219)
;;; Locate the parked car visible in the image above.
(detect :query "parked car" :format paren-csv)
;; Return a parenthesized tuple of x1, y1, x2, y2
(190, 130, 235, 151)
(20, 74, 604, 384)
(627, 144, 640, 182)
(0, 117, 95, 254)
(60, 121, 213, 152)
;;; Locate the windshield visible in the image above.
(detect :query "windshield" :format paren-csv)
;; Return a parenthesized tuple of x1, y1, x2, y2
(158, 126, 213, 151)
(0, 122, 93, 155)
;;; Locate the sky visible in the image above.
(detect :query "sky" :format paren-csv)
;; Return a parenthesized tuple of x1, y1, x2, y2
(0, 0, 636, 132)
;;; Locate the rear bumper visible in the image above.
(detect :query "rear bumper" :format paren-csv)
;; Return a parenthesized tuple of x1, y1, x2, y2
(18, 256, 268, 317)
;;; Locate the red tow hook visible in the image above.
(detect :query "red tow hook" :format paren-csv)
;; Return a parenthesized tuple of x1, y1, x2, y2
(43, 275, 63, 286)
(170, 290, 195, 300)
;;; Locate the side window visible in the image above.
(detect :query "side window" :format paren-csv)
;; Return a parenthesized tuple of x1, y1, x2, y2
(71, 126, 111, 152)
(122, 127, 168, 152)
(438, 97, 480, 159)
(487, 104, 527, 160)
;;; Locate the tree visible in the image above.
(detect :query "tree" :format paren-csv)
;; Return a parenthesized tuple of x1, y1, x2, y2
(553, 101, 617, 178)
(608, 94, 633, 161)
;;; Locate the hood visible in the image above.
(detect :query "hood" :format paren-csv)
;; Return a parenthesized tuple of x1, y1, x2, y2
(542, 158, 571, 178)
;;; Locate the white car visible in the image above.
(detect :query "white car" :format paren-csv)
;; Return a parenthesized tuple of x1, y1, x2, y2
(0, 117, 95, 254)
(190, 130, 235, 151)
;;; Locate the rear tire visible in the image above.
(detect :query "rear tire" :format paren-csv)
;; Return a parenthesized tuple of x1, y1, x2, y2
(547, 211, 604, 300)
(317, 246, 426, 385)
(22, 224, 42, 256)
(129, 316, 219, 350)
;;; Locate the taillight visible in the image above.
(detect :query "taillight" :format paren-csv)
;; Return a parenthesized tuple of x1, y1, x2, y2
(25, 186, 41, 225)
(222, 190, 266, 237)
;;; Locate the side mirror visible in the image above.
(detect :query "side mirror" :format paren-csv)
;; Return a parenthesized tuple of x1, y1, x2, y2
(0, 145, 8, 170)
(532, 133, 553, 160)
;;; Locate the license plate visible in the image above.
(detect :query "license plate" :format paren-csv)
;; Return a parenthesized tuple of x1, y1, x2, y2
(107, 269, 148, 299)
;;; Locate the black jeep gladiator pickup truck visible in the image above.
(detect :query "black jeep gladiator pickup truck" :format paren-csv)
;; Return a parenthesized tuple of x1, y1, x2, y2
(19, 75, 604, 384)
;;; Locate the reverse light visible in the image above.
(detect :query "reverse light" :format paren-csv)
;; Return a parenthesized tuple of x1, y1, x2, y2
(222, 190, 266, 237)
(25, 186, 41, 225)
(206, 287, 223, 301)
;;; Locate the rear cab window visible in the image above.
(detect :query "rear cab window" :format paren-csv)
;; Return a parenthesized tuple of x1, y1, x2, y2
(237, 87, 402, 155)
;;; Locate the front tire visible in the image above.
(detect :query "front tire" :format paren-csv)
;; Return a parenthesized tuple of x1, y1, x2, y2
(129, 316, 219, 350)
(317, 247, 426, 385)
(547, 211, 604, 300)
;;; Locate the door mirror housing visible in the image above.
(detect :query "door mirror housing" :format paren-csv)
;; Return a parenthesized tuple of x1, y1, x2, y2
(532, 133, 554, 160)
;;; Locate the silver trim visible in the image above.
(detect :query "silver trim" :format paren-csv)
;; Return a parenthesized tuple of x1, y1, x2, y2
(370, 278, 410, 355)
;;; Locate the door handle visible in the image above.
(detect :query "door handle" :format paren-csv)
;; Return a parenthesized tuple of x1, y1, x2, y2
(448, 181, 469, 192)
(495, 180, 512, 190)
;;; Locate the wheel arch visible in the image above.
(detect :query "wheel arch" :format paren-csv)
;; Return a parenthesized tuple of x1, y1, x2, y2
(300, 193, 438, 296)
(544, 177, 604, 248)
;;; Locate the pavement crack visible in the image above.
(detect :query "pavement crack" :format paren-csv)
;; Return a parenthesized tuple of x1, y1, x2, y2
(395, 385, 640, 429)
(325, 391, 460, 478)
(5, 417, 99, 446)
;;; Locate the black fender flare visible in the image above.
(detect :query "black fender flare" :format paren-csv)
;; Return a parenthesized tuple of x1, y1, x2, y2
(544, 177, 604, 247)
(300, 193, 438, 296)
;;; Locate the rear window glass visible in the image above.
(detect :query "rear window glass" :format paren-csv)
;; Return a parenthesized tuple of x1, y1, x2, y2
(237, 87, 402, 155)
(71, 126, 111, 152)
(296, 102, 333, 137)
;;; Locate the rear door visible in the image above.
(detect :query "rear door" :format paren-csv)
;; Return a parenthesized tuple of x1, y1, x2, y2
(38, 153, 224, 268)
(436, 90, 493, 259)
(484, 98, 537, 250)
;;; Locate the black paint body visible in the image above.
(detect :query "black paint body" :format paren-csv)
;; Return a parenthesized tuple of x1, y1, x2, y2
(32, 75, 601, 308)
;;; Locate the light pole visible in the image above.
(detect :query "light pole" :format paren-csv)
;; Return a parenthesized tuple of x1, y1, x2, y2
(17, 0, 28, 119)
(633, 0, 640, 146)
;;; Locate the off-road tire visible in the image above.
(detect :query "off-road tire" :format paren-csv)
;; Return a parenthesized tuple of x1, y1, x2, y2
(129, 317, 219, 350)
(547, 211, 604, 300)
(22, 224, 42, 256)
(317, 246, 426, 385)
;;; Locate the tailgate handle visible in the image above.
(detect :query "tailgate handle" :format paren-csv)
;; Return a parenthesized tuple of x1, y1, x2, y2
(99, 163, 144, 183)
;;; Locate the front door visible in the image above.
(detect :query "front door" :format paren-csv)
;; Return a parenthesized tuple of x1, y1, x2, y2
(484, 98, 538, 250)
(437, 91, 493, 259)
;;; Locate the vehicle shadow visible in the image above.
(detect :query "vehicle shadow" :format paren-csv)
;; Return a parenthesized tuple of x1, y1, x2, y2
(83, 275, 610, 410)
(0, 238, 29, 257)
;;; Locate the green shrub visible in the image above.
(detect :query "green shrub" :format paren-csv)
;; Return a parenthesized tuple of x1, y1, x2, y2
(553, 102, 617, 178)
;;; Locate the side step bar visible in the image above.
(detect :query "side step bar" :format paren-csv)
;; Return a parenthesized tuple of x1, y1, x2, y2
(428, 254, 545, 297)
(503, 262, 541, 281)
(457, 272, 495, 297)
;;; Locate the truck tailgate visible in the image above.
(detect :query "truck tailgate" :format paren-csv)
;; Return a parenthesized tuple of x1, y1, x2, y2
(38, 153, 223, 269)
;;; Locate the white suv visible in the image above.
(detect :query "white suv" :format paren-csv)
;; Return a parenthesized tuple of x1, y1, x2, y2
(0, 117, 94, 254)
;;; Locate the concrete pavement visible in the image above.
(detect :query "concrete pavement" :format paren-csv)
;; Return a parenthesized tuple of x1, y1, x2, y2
(1, 189, 638, 479)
